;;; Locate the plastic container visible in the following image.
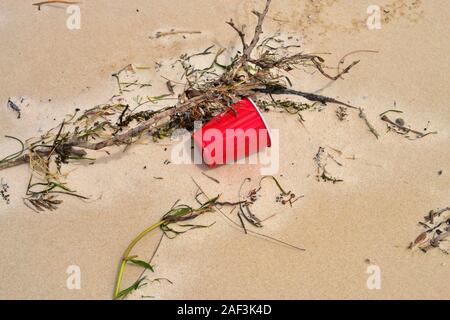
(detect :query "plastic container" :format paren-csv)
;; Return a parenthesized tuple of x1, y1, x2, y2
(193, 98, 272, 167)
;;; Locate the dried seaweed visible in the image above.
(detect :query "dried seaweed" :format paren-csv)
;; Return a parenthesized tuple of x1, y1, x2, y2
(0, 178, 10, 205)
(336, 106, 348, 121)
(314, 147, 344, 183)
(7, 99, 21, 119)
(359, 108, 379, 139)
(238, 178, 263, 228)
(1, 0, 368, 211)
(380, 111, 437, 140)
(114, 194, 220, 299)
(410, 207, 450, 254)
(152, 30, 202, 39)
(236, 175, 303, 229)
(192, 177, 305, 252)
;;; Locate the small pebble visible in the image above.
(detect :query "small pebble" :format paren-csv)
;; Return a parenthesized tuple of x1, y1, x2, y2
(395, 118, 405, 126)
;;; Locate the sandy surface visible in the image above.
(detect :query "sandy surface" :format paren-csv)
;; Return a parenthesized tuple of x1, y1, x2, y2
(0, 0, 449, 299)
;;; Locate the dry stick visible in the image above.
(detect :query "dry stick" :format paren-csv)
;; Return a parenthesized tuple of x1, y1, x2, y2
(237, 212, 248, 234)
(32, 1, 80, 10)
(426, 207, 450, 224)
(254, 87, 358, 110)
(315, 50, 378, 93)
(201, 172, 220, 184)
(224, 0, 272, 80)
(0, 155, 31, 170)
(244, 0, 272, 60)
(431, 230, 450, 248)
(0, 148, 86, 171)
(249, 53, 360, 81)
(154, 31, 202, 38)
(191, 177, 305, 251)
(336, 50, 379, 77)
(359, 108, 380, 139)
(225, 20, 247, 52)
(47, 121, 65, 161)
(312, 58, 360, 81)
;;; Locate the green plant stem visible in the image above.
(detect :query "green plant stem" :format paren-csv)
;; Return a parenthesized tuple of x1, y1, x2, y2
(114, 219, 166, 299)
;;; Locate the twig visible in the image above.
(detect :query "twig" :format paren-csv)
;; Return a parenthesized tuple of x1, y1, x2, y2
(237, 212, 248, 234)
(425, 207, 450, 224)
(7, 99, 21, 119)
(32, 1, 80, 10)
(201, 172, 220, 184)
(244, 0, 272, 60)
(410, 206, 450, 253)
(191, 177, 305, 251)
(359, 108, 379, 139)
(254, 87, 358, 110)
(226, 20, 247, 52)
(153, 30, 202, 39)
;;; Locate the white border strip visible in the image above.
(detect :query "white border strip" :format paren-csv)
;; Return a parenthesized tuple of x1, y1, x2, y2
(247, 98, 273, 147)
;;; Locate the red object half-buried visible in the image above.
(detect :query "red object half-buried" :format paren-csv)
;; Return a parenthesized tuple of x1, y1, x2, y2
(192, 98, 272, 167)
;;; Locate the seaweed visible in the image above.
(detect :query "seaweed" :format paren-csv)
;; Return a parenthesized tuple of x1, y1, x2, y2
(380, 110, 437, 140)
(410, 207, 450, 254)
(0, 178, 10, 205)
(336, 106, 348, 121)
(192, 177, 305, 252)
(0, 0, 371, 210)
(7, 99, 21, 119)
(152, 30, 202, 39)
(314, 147, 344, 184)
(113, 194, 220, 299)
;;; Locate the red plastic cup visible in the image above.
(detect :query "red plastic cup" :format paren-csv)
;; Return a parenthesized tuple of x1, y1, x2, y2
(193, 98, 272, 167)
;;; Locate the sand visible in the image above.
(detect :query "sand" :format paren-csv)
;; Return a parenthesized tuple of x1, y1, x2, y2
(0, 0, 449, 299)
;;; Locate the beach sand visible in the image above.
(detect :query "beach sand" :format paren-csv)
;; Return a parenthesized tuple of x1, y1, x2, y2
(0, 0, 449, 299)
